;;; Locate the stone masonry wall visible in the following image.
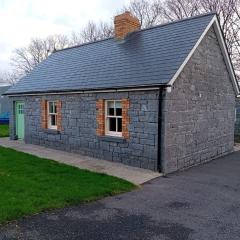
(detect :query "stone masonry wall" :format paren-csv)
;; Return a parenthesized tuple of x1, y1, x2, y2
(162, 27, 236, 173)
(9, 91, 159, 170)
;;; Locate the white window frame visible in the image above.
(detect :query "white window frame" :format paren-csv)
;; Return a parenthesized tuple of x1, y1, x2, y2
(105, 100, 122, 137)
(47, 101, 57, 130)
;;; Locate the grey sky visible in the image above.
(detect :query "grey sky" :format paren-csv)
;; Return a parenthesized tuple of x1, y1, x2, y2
(0, 0, 131, 72)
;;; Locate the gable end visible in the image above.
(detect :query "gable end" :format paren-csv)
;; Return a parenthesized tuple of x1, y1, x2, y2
(169, 15, 239, 96)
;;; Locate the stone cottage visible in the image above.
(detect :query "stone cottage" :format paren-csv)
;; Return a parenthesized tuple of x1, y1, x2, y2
(5, 12, 239, 174)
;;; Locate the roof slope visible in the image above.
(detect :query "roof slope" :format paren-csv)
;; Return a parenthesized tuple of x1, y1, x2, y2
(7, 13, 215, 94)
(0, 86, 10, 95)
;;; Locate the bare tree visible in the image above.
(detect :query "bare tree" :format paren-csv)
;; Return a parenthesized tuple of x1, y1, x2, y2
(10, 22, 113, 80)
(0, 72, 7, 85)
(200, 0, 240, 74)
(0, 71, 19, 86)
(122, 0, 164, 28)
(122, 0, 240, 76)
(162, 0, 200, 21)
(71, 21, 113, 45)
(162, 0, 240, 76)
(11, 1, 162, 78)
(9, 0, 240, 80)
(11, 34, 69, 75)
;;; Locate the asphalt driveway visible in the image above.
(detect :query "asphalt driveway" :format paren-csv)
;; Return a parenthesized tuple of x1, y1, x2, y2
(1, 151, 240, 240)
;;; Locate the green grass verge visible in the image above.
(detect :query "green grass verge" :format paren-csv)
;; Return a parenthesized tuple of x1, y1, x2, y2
(0, 146, 135, 224)
(0, 125, 9, 137)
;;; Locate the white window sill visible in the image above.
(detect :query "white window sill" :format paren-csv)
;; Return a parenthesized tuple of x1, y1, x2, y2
(48, 126, 57, 130)
(105, 131, 122, 138)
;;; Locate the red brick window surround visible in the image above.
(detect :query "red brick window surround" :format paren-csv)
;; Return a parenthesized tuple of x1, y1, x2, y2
(41, 100, 62, 131)
(41, 100, 48, 129)
(121, 99, 130, 139)
(56, 101, 62, 131)
(96, 99, 105, 136)
(96, 99, 130, 139)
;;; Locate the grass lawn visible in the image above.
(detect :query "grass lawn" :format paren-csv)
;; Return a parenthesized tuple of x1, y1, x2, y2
(0, 124, 9, 137)
(0, 146, 135, 224)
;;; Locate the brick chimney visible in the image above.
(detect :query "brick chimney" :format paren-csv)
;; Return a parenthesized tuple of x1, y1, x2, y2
(114, 11, 141, 40)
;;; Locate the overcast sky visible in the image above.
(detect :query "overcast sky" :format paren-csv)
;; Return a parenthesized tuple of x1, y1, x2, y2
(0, 0, 131, 72)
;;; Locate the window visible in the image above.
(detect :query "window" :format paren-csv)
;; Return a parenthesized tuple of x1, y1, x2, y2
(105, 100, 122, 137)
(48, 101, 57, 130)
(18, 103, 24, 114)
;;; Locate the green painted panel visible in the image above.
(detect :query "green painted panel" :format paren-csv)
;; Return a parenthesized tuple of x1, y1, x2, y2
(16, 102, 24, 139)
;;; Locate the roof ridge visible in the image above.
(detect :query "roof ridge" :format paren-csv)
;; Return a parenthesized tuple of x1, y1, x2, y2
(55, 36, 114, 53)
(134, 12, 216, 33)
(52, 12, 216, 54)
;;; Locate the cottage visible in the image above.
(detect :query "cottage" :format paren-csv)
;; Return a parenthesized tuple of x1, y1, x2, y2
(5, 12, 239, 174)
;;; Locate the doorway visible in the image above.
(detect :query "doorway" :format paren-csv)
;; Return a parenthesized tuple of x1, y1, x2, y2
(15, 101, 25, 139)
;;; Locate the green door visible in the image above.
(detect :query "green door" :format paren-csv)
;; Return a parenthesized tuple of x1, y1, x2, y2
(16, 102, 25, 139)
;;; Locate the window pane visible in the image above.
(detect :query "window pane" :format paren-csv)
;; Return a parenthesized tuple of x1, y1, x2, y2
(117, 118, 122, 132)
(54, 104, 57, 113)
(18, 104, 24, 114)
(51, 115, 57, 126)
(107, 101, 115, 116)
(115, 101, 122, 109)
(116, 108, 122, 116)
(116, 101, 122, 116)
(49, 102, 53, 113)
(109, 117, 116, 131)
(49, 102, 57, 114)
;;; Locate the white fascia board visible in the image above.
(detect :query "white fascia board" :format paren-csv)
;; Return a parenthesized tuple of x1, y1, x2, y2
(6, 87, 161, 97)
(168, 15, 239, 96)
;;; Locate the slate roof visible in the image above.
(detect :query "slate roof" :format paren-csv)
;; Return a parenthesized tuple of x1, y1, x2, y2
(7, 13, 216, 95)
(0, 86, 10, 95)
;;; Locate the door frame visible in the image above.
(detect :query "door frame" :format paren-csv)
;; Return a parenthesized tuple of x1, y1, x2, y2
(15, 101, 25, 140)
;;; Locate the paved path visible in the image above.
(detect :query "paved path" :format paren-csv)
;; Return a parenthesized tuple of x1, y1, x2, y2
(0, 138, 161, 185)
(234, 143, 240, 152)
(1, 151, 240, 239)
